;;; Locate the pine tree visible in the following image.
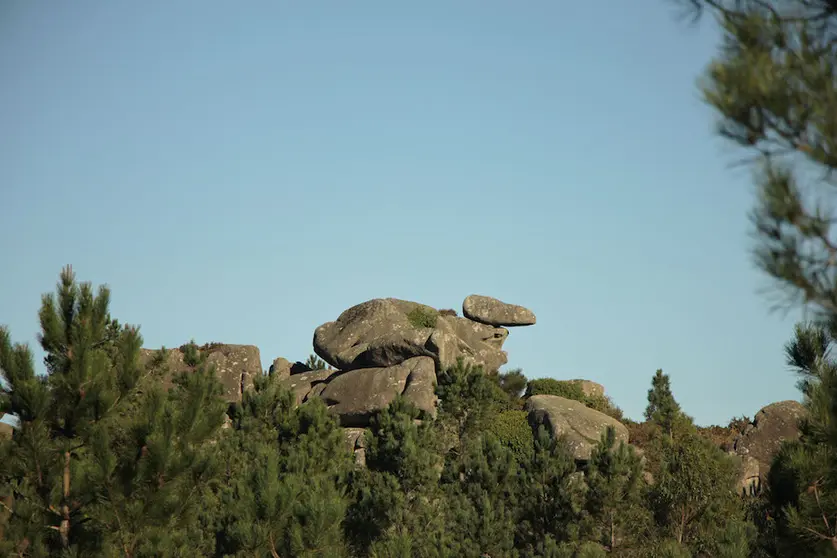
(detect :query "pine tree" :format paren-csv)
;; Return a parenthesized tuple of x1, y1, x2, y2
(583, 426, 649, 552)
(516, 426, 587, 555)
(757, 322, 837, 554)
(681, 0, 837, 325)
(344, 396, 448, 556)
(435, 358, 512, 455)
(648, 430, 753, 555)
(672, 1, 837, 553)
(441, 433, 521, 557)
(644, 369, 685, 440)
(0, 267, 226, 557)
(215, 371, 352, 557)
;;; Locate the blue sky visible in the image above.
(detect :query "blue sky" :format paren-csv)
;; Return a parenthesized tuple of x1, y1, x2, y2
(0, 0, 804, 426)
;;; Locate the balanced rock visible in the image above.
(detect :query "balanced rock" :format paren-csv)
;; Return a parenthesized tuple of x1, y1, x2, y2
(462, 294, 536, 327)
(525, 394, 628, 462)
(731, 400, 806, 491)
(313, 298, 509, 373)
(138, 343, 261, 402)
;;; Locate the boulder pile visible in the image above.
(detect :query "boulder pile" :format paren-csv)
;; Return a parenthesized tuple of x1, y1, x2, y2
(120, 295, 805, 477)
(284, 295, 536, 427)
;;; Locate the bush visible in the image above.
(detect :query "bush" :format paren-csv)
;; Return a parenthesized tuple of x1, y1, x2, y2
(525, 378, 624, 421)
(487, 410, 534, 462)
(526, 378, 586, 400)
(406, 306, 438, 329)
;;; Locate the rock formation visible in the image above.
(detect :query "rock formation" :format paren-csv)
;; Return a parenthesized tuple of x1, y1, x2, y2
(312, 298, 514, 373)
(730, 400, 807, 492)
(292, 295, 536, 459)
(122, 296, 804, 481)
(138, 343, 262, 403)
(525, 394, 629, 462)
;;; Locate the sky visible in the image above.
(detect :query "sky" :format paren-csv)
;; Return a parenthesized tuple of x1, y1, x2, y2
(0, 0, 806, 427)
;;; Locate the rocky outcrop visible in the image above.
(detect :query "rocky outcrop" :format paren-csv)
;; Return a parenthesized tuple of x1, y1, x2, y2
(463, 294, 537, 327)
(731, 400, 806, 491)
(138, 343, 262, 403)
(313, 297, 515, 374)
(525, 394, 629, 462)
(304, 295, 536, 461)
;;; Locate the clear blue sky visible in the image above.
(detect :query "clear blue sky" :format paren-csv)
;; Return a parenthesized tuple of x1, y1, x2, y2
(0, 0, 804, 426)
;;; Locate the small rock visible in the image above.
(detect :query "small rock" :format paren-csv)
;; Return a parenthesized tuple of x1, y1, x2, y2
(269, 357, 292, 380)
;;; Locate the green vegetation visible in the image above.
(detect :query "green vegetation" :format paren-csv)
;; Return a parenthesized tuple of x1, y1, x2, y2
(304, 353, 331, 371)
(0, 254, 837, 558)
(406, 306, 438, 329)
(487, 410, 534, 463)
(0, 260, 825, 557)
(526, 378, 624, 421)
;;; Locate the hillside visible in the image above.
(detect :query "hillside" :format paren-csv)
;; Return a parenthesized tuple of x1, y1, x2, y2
(0, 269, 819, 556)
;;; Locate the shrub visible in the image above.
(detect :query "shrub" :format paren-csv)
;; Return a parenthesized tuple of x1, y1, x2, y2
(587, 394, 624, 421)
(526, 379, 623, 421)
(487, 410, 534, 462)
(406, 306, 438, 329)
(526, 378, 586, 400)
(623, 419, 657, 450)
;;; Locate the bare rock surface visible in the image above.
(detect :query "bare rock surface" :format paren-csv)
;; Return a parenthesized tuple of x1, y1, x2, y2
(279, 369, 340, 406)
(138, 343, 261, 402)
(313, 298, 509, 373)
(731, 400, 806, 490)
(525, 394, 628, 462)
(319, 356, 437, 427)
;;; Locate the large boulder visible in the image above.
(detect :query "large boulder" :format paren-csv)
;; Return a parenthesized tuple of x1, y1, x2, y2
(318, 356, 437, 427)
(732, 400, 806, 490)
(525, 394, 629, 462)
(462, 294, 536, 327)
(139, 343, 262, 402)
(313, 298, 509, 373)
